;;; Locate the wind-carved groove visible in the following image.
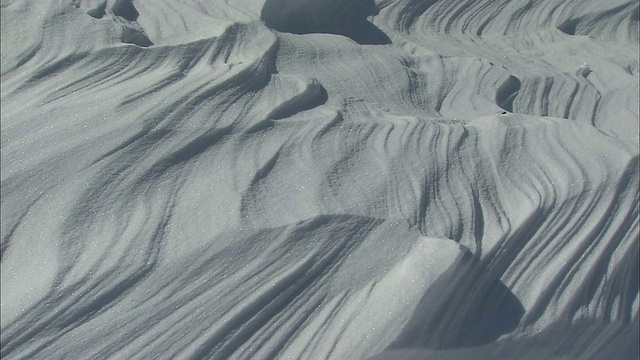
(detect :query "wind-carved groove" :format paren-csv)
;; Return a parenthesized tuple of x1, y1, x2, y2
(0, 196, 43, 260)
(1, 0, 638, 358)
(268, 80, 328, 120)
(146, 125, 234, 176)
(556, 1, 639, 44)
(239, 147, 283, 220)
(190, 254, 318, 359)
(252, 148, 282, 186)
(190, 215, 380, 359)
(1, 189, 177, 359)
(394, 0, 439, 33)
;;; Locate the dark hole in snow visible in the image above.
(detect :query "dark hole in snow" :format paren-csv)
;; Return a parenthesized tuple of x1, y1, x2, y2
(121, 27, 153, 47)
(87, 1, 107, 19)
(557, 19, 579, 35)
(495, 75, 521, 113)
(112, 0, 139, 22)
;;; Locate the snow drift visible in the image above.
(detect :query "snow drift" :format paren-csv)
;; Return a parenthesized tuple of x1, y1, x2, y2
(1, 0, 638, 359)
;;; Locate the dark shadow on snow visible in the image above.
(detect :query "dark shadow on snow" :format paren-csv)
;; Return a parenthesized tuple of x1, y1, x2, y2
(389, 249, 525, 349)
(112, 0, 139, 22)
(495, 75, 521, 113)
(260, 0, 391, 45)
(372, 317, 639, 360)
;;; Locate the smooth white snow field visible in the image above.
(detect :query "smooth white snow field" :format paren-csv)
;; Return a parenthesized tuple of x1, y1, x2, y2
(1, 0, 638, 359)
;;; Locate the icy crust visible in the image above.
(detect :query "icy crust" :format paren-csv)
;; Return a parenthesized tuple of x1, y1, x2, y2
(1, 0, 638, 359)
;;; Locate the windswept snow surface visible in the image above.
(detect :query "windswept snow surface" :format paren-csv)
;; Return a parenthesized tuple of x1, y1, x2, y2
(1, 0, 638, 359)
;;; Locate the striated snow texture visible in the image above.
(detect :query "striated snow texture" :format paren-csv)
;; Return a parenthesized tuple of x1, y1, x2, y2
(1, 0, 638, 359)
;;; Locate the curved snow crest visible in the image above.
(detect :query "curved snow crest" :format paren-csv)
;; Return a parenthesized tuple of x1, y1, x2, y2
(1, 0, 638, 359)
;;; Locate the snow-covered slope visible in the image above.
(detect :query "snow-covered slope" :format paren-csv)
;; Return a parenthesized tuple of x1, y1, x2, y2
(1, 0, 638, 359)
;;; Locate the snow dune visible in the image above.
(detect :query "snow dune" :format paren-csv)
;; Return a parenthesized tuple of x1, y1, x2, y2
(1, 0, 638, 359)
